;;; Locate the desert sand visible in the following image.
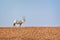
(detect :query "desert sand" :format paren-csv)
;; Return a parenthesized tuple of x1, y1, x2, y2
(0, 26, 60, 40)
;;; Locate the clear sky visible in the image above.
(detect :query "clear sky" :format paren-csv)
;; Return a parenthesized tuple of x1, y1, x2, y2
(0, 0, 60, 27)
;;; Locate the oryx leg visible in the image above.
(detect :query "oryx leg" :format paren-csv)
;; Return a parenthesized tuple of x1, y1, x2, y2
(13, 23, 15, 26)
(20, 23, 22, 26)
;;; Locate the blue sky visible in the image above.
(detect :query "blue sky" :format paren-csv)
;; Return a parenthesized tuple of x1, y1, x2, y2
(0, 0, 60, 27)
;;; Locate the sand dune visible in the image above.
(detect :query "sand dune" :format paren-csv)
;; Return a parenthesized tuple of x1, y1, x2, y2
(0, 26, 60, 40)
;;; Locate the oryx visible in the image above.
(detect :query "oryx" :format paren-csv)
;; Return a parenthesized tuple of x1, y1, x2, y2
(13, 17, 25, 26)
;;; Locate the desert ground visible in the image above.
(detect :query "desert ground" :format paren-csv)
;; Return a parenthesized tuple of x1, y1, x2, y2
(0, 26, 60, 40)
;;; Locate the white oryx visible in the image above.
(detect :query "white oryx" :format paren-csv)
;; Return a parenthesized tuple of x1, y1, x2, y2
(13, 17, 25, 26)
